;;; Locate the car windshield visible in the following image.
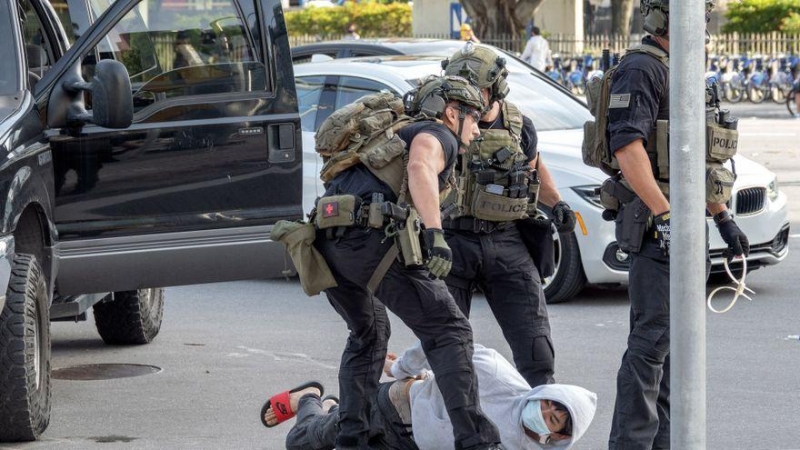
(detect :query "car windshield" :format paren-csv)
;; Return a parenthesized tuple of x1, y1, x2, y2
(0, 1, 18, 95)
(505, 72, 592, 130)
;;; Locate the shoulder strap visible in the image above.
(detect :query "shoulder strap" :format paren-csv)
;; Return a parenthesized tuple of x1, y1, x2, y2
(625, 43, 669, 67)
(500, 101, 524, 142)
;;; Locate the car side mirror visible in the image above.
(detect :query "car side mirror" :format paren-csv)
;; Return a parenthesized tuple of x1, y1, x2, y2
(49, 59, 133, 129)
(87, 60, 133, 128)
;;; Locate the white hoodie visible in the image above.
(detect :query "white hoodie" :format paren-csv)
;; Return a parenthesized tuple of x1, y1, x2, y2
(390, 342, 597, 450)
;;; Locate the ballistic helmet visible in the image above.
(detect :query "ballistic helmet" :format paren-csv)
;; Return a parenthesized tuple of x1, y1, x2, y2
(404, 75, 485, 120)
(442, 42, 510, 103)
(640, 0, 715, 37)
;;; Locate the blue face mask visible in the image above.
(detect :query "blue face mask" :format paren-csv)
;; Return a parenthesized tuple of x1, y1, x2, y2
(522, 400, 551, 443)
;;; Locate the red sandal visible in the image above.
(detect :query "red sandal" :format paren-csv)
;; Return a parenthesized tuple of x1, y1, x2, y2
(260, 381, 324, 428)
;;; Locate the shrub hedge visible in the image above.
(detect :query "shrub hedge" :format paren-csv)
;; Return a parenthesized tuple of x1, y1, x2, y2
(285, 2, 412, 38)
(723, 0, 800, 33)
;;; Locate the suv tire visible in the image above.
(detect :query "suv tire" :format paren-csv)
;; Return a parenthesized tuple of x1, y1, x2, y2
(93, 288, 164, 345)
(0, 254, 51, 442)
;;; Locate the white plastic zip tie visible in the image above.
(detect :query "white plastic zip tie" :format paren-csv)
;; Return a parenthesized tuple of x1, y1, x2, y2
(707, 257, 755, 314)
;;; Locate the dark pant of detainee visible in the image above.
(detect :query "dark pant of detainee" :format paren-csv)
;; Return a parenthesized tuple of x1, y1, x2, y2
(315, 227, 501, 450)
(609, 236, 671, 450)
(444, 226, 555, 388)
(285, 383, 419, 450)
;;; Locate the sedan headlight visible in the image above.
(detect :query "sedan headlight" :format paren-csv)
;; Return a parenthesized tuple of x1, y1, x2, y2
(767, 176, 779, 201)
(571, 185, 603, 209)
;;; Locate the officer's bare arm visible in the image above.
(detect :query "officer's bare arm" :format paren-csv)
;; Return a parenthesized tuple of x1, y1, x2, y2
(615, 138, 670, 215)
(530, 156, 561, 207)
(407, 133, 446, 229)
(706, 202, 728, 215)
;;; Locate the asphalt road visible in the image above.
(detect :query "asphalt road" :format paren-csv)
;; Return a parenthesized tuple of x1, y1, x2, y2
(3, 110, 798, 450)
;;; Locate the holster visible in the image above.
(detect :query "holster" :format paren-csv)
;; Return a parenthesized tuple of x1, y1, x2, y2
(614, 196, 651, 254)
(516, 215, 555, 280)
(395, 208, 424, 266)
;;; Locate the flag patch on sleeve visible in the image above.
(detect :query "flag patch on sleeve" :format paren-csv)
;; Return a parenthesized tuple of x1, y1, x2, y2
(609, 93, 631, 109)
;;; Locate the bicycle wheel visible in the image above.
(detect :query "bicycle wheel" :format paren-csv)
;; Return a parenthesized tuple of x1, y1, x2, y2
(724, 82, 744, 103)
(747, 84, 767, 103)
(788, 91, 798, 116)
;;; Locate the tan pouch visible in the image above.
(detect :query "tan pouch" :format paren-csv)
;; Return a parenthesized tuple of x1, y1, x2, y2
(471, 188, 529, 221)
(362, 133, 406, 170)
(706, 122, 738, 162)
(314, 195, 359, 229)
(706, 162, 735, 204)
(599, 178, 620, 212)
(272, 220, 337, 296)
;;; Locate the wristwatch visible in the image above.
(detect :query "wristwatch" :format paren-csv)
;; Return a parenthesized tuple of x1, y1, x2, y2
(712, 209, 733, 225)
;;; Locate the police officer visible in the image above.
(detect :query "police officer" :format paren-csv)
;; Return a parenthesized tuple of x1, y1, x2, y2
(442, 43, 576, 388)
(314, 76, 503, 450)
(607, 2, 750, 449)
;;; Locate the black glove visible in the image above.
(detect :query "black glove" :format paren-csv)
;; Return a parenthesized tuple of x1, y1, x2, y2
(551, 201, 576, 233)
(653, 211, 671, 257)
(422, 228, 452, 279)
(718, 218, 750, 260)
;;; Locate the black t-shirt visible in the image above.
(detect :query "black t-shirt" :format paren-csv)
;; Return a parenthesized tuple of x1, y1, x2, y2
(477, 110, 538, 163)
(608, 37, 669, 154)
(324, 121, 459, 202)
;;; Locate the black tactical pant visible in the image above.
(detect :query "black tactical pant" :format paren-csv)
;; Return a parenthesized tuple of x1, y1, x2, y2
(285, 383, 418, 450)
(609, 223, 712, 450)
(315, 227, 501, 450)
(609, 236, 671, 450)
(444, 225, 555, 388)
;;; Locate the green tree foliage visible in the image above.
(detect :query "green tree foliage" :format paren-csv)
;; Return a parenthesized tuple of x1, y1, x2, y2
(722, 0, 800, 33)
(285, 1, 411, 37)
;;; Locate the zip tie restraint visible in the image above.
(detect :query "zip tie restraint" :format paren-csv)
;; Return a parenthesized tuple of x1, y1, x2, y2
(706, 257, 755, 314)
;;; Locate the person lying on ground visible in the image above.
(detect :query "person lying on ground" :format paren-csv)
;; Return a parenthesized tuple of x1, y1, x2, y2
(262, 343, 597, 449)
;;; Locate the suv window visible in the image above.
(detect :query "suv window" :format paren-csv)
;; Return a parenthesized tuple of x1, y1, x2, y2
(0, 1, 17, 94)
(81, 0, 266, 116)
(19, 0, 54, 86)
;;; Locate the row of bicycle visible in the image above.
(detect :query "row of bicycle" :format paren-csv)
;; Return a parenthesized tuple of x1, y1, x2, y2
(544, 53, 800, 106)
(706, 54, 800, 104)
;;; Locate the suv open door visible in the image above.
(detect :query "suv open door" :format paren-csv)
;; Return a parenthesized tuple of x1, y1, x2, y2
(42, 0, 302, 294)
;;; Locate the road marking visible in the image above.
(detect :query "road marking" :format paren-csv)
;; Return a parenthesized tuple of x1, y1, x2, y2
(790, 234, 800, 239)
(236, 346, 338, 370)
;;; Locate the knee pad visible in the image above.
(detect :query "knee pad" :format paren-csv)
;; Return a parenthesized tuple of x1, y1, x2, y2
(532, 335, 554, 362)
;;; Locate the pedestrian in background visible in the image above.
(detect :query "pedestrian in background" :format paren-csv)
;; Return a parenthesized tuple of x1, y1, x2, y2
(460, 23, 480, 43)
(343, 22, 359, 40)
(521, 27, 550, 72)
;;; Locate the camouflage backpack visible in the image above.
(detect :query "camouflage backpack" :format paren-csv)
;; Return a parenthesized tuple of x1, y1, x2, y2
(314, 91, 414, 195)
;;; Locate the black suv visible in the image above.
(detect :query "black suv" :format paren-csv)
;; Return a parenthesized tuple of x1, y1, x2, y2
(0, 0, 301, 440)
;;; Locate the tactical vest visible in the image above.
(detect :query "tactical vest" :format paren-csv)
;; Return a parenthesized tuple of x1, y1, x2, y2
(583, 43, 737, 204)
(453, 101, 538, 222)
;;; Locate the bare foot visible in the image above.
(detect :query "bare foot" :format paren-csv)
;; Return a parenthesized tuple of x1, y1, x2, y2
(322, 397, 338, 414)
(263, 386, 321, 426)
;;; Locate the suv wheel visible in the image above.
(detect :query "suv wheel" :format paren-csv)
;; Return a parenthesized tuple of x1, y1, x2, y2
(93, 288, 164, 345)
(0, 255, 51, 442)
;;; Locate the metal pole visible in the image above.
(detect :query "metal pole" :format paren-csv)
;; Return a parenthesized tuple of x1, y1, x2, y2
(670, 0, 707, 449)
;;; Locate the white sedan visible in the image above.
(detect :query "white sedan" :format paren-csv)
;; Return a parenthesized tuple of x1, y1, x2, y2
(294, 55, 790, 303)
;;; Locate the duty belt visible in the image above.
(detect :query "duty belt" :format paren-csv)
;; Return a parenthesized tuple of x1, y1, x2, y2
(443, 217, 514, 234)
(321, 202, 387, 240)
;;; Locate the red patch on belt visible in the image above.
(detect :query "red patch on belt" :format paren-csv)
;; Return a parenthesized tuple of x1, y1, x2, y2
(323, 202, 339, 217)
